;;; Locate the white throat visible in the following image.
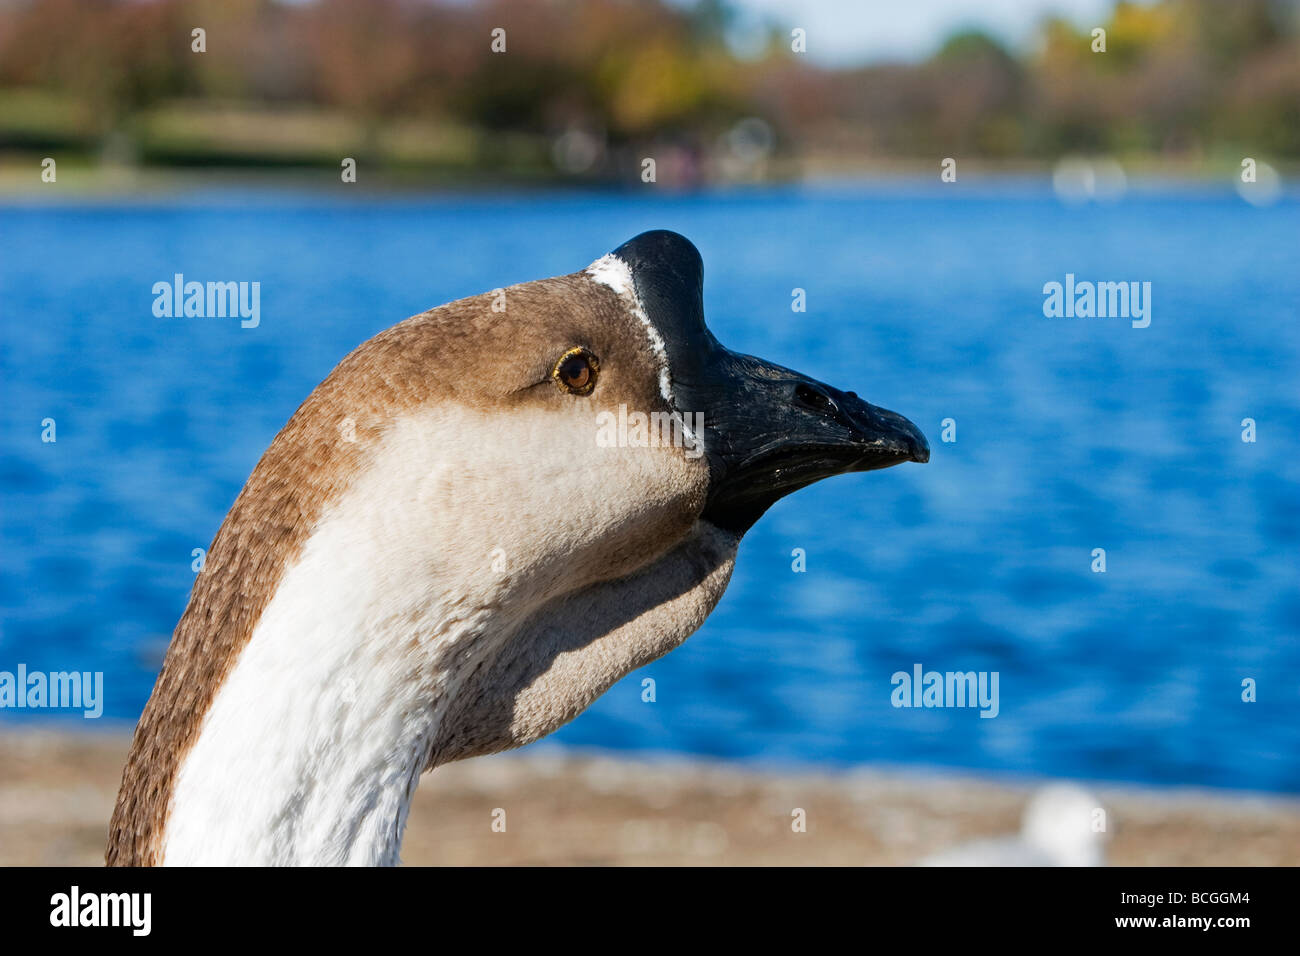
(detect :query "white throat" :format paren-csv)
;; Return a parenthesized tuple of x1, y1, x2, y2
(160, 403, 732, 865)
(161, 493, 495, 866)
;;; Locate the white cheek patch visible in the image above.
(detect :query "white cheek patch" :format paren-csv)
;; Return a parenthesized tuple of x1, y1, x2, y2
(161, 402, 710, 864)
(586, 253, 674, 405)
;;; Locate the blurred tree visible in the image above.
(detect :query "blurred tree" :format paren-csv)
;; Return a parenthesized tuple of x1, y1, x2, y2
(0, 0, 1296, 173)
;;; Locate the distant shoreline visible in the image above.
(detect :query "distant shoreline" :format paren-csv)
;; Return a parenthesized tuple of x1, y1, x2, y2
(1, 158, 1292, 201)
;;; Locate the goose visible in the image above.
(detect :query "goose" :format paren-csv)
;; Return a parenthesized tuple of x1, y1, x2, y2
(107, 230, 929, 865)
(919, 784, 1110, 866)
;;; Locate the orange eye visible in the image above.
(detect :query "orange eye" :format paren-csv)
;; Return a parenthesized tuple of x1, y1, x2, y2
(552, 347, 599, 395)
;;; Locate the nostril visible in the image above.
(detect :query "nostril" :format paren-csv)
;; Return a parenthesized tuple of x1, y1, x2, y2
(794, 382, 839, 418)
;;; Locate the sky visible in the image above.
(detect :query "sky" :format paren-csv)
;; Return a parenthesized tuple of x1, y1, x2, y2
(687, 0, 1155, 65)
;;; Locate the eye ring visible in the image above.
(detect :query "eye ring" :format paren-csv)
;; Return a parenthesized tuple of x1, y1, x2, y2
(552, 347, 599, 395)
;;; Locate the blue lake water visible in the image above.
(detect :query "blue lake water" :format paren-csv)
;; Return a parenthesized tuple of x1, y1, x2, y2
(2, 182, 1298, 792)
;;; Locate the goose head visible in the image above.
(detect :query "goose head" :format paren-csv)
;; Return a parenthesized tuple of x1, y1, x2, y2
(108, 229, 927, 865)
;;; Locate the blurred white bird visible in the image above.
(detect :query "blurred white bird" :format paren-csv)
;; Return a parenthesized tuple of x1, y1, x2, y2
(920, 784, 1110, 867)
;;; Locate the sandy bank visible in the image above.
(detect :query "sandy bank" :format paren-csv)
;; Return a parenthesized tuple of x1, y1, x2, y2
(1, 731, 1295, 866)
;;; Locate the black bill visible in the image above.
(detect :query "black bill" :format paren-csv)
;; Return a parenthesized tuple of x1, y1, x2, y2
(608, 229, 929, 534)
